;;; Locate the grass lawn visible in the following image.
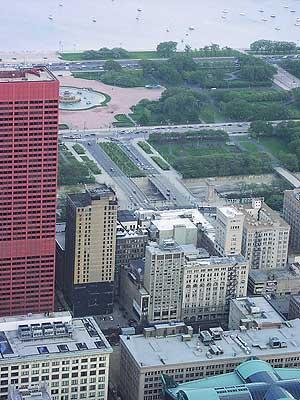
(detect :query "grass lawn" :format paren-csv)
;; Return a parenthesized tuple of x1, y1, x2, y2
(113, 114, 135, 128)
(138, 141, 153, 154)
(238, 139, 260, 153)
(73, 71, 103, 80)
(259, 137, 289, 157)
(60, 51, 160, 61)
(73, 144, 85, 155)
(99, 142, 145, 177)
(148, 138, 272, 178)
(150, 141, 236, 165)
(81, 156, 101, 174)
(151, 156, 170, 170)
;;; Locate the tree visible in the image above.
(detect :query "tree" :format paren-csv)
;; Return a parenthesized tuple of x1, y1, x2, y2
(250, 121, 273, 137)
(138, 109, 152, 125)
(278, 151, 299, 171)
(292, 88, 300, 108)
(156, 41, 178, 58)
(103, 59, 122, 72)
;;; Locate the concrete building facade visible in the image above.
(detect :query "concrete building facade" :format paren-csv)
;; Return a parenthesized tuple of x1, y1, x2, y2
(144, 241, 185, 323)
(239, 201, 290, 270)
(283, 188, 300, 251)
(214, 207, 244, 256)
(64, 186, 117, 316)
(0, 312, 111, 400)
(182, 255, 248, 323)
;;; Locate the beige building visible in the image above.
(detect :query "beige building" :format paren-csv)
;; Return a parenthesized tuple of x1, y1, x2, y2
(144, 241, 185, 323)
(65, 186, 118, 316)
(214, 206, 244, 256)
(119, 319, 300, 400)
(182, 254, 249, 322)
(283, 188, 300, 251)
(238, 201, 290, 270)
(0, 312, 111, 400)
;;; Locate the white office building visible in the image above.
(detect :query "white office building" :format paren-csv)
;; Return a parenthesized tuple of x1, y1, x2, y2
(0, 312, 112, 400)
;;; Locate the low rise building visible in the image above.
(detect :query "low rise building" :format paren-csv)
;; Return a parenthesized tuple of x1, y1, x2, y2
(115, 224, 148, 295)
(119, 259, 150, 322)
(283, 188, 300, 251)
(182, 254, 248, 324)
(248, 265, 300, 296)
(117, 210, 139, 231)
(228, 296, 285, 330)
(120, 319, 300, 400)
(0, 312, 112, 400)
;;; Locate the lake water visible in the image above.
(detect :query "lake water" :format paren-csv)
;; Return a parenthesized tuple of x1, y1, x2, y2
(2, 0, 300, 52)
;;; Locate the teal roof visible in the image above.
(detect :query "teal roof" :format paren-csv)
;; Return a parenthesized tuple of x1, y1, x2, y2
(177, 388, 220, 400)
(168, 372, 244, 397)
(236, 360, 275, 381)
(275, 368, 300, 380)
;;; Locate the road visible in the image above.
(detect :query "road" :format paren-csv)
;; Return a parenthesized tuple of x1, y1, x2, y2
(119, 141, 196, 208)
(82, 141, 149, 209)
(273, 65, 300, 91)
(60, 121, 251, 142)
(0, 56, 237, 73)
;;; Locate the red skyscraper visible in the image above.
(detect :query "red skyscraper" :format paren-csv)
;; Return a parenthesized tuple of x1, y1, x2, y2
(0, 68, 59, 316)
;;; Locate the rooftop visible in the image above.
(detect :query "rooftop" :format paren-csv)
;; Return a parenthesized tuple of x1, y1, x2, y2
(0, 312, 112, 362)
(0, 67, 56, 83)
(150, 217, 197, 232)
(237, 203, 289, 229)
(218, 206, 244, 219)
(165, 359, 300, 400)
(8, 384, 52, 400)
(249, 266, 300, 283)
(118, 210, 137, 223)
(185, 254, 248, 267)
(120, 319, 300, 368)
(230, 297, 285, 326)
(68, 185, 115, 208)
(56, 223, 66, 250)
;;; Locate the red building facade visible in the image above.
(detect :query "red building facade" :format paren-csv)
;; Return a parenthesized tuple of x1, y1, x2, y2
(0, 68, 59, 316)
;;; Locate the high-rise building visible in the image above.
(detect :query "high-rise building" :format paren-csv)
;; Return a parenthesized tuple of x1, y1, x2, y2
(0, 311, 112, 400)
(64, 186, 117, 316)
(238, 201, 290, 270)
(283, 188, 300, 251)
(214, 206, 244, 256)
(143, 241, 185, 323)
(0, 68, 59, 317)
(182, 255, 249, 323)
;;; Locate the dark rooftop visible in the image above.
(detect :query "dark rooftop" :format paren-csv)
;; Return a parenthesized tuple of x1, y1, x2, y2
(68, 185, 115, 207)
(118, 210, 137, 222)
